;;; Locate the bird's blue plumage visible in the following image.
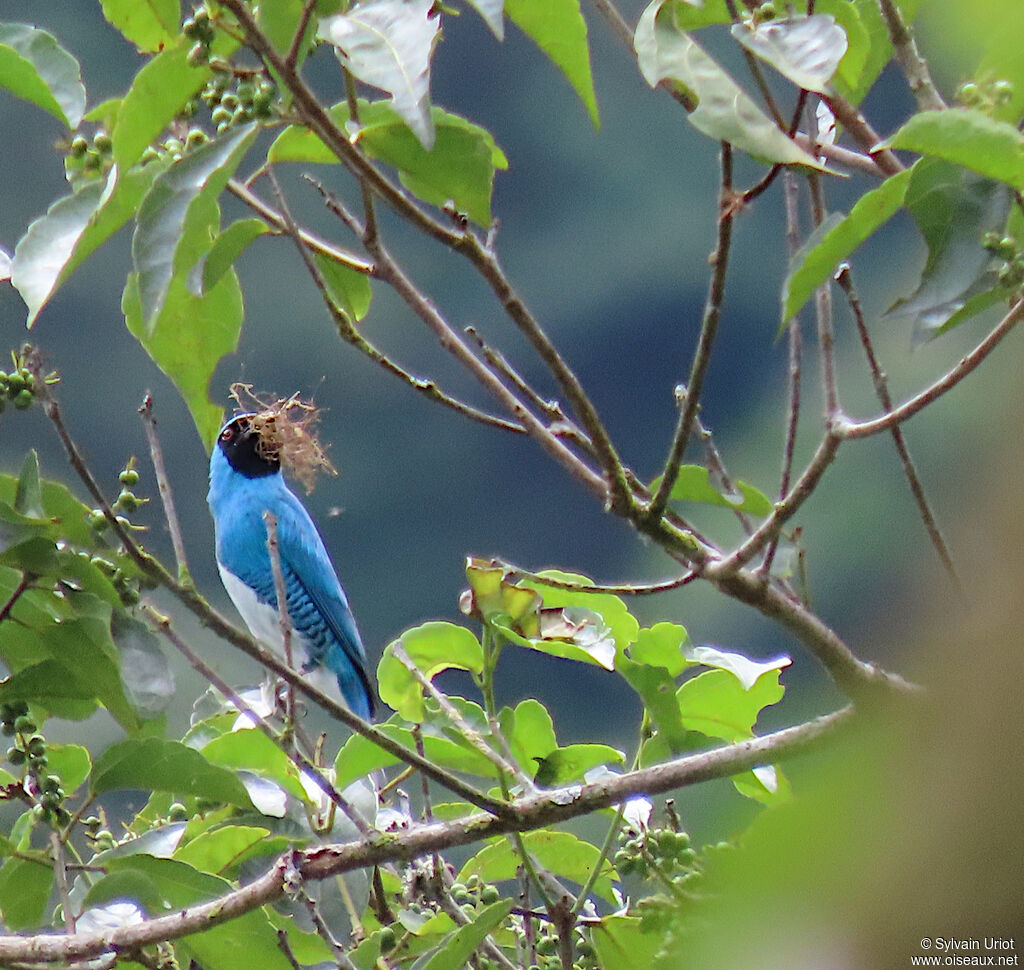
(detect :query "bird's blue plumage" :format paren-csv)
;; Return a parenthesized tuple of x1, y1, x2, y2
(208, 414, 374, 721)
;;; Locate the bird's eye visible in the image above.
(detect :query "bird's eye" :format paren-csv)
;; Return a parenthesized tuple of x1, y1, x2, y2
(220, 427, 234, 442)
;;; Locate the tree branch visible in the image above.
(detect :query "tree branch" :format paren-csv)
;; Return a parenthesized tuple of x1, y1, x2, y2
(0, 708, 853, 965)
(876, 0, 946, 112)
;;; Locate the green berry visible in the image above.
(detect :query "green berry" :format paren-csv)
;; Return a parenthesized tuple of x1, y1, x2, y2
(140, 146, 161, 166)
(7, 746, 25, 765)
(27, 737, 46, 758)
(187, 41, 209, 67)
(997, 236, 1018, 260)
(88, 509, 109, 532)
(185, 128, 209, 150)
(9, 701, 28, 717)
(220, 93, 239, 111)
(211, 106, 232, 127)
(168, 802, 189, 821)
(6, 372, 25, 395)
(480, 885, 500, 904)
(378, 926, 397, 951)
(54, 806, 72, 827)
(13, 716, 36, 734)
(252, 88, 274, 117)
(993, 79, 1014, 104)
(93, 130, 112, 153)
(41, 774, 61, 793)
(119, 468, 140, 486)
(958, 81, 981, 106)
(116, 489, 140, 512)
(119, 586, 141, 606)
(70, 136, 89, 158)
(13, 389, 33, 410)
(237, 82, 255, 106)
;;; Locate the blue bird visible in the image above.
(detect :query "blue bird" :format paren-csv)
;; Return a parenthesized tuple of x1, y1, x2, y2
(207, 413, 374, 721)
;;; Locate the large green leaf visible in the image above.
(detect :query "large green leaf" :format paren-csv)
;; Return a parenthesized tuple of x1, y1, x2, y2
(886, 108, 1024, 190)
(173, 824, 273, 876)
(0, 22, 86, 128)
(459, 830, 617, 904)
(113, 36, 213, 173)
(315, 251, 373, 320)
(92, 738, 256, 809)
(590, 916, 664, 970)
(618, 655, 689, 753)
(319, 0, 440, 149)
(100, 0, 180, 52)
(201, 729, 308, 801)
(504, 0, 599, 126)
(732, 14, 848, 94)
(132, 123, 256, 330)
(677, 668, 785, 742)
(628, 622, 690, 676)
(270, 100, 508, 226)
(0, 855, 53, 931)
(781, 166, 914, 324)
(123, 241, 243, 450)
(378, 621, 483, 720)
(634, 1, 825, 168)
(190, 217, 269, 296)
(885, 159, 1011, 340)
(13, 163, 166, 328)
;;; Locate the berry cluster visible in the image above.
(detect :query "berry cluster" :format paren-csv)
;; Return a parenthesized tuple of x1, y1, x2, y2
(86, 460, 150, 606)
(2, 703, 70, 828)
(957, 78, 1015, 112)
(613, 825, 697, 880)
(201, 72, 278, 135)
(0, 365, 36, 413)
(983, 232, 1024, 291)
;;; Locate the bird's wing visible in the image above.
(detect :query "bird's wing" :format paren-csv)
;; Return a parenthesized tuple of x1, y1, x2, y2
(273, 492, 373, 710)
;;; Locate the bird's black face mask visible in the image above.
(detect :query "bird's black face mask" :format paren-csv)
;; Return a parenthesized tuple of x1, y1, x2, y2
(217, 414, 281, 479)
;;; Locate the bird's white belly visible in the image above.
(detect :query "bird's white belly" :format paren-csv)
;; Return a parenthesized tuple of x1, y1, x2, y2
(218, 564, 341, 703)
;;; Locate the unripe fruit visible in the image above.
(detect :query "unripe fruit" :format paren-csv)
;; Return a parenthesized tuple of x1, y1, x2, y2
(958, 81, 981, 106)
(119, 468, 140, 486)
(13, 716, 35, 734)
(70, 136, 89, 158)
(187, 42, 209, 67)
(93, 130, 112, 153)
(211, 106, 232, 127)
(7, 746, 25, 765)
(13, 389, 34, 410)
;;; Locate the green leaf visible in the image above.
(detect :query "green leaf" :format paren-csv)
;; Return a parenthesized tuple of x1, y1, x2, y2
(201, 729, 308, 801)
(0, 22, 86, 128)
(173, 824, 272, 876)
(0, 855, 53, 930)
(534, 743, 624, 787)
(814, 0, 869, 97)
(101, 855, 296, 970)
(460, 831, 617, 904)
(885, 159, 1011, 340)
(517, 571, 639, 650)
(590, 916, 665, 970)
(46, 742, 93, 794)
(257, 0, 316, 60)
(133, 123, 256, 329)
(113, 36, 213, 173)
(651, 465, 774, 516)
(315, 251, 373, 320)
(13, 450, 44, 519)
(190, 217, 269, 296)
(628, 622, 690, 676)
(100, 0, 180, 52)
(92, 738, 256, 809)
(500, 698, 557, 776)
(634, 1, 826, 168)
(504, 0, 599, 126)
(319, 0, 440, 149)
(418, 899, 515, 970)
(887, 108, 1024, 190)
(123, 260, 242, 451)
(781, 166, 914, 323)
(677, 668, 785, 742)
(378, 621, 483, 721)
(270, 101, 508, 226)
(617, 656, 689, 752)
(111, 613, 175, 719)
(733, 763, 793, 805)
(732, 14, 847, 93)
(682, 644, 790, 691)
(0, 659, 100, 712)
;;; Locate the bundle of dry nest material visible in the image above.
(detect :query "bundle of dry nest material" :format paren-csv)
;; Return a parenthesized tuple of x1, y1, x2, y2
(229, 383, 337, 494)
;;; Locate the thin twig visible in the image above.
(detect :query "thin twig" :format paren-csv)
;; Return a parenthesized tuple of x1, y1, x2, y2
(821, 94, 904, 176)
(263, 512, 297, 727)
(298, 889, 362, 970)
(139, 394, 190, 582)
(835, 264, 960, 590)
(49, 831, 74, 935)
(876, 0, 946, 112)
(808, 174, 840, 422)
(793, 134, 888, 178)
(648, 143, 735, 523)
(284, 0, 317, 70)
(0, 573, 32, 626)
(144, 604, 372, 836)
(763, 171, 804, 577)
(839, 296, 1024, 439)
(264, 170, 525, 437)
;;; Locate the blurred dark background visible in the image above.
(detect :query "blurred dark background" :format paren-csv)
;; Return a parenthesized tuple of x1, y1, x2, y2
(0, 1, 1019, 839)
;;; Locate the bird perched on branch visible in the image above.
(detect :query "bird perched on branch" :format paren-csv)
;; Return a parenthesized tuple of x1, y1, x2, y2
(207, 411, 374, 721)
